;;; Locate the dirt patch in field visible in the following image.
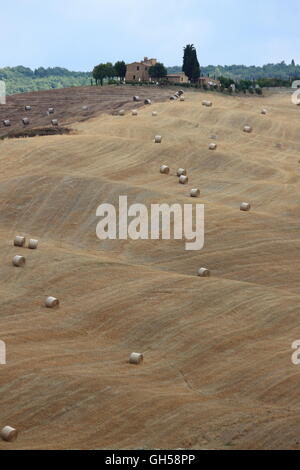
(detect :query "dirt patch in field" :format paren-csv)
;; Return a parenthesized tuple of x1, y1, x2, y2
(0, 126, 73, 139)
(0, 85, 176, 138)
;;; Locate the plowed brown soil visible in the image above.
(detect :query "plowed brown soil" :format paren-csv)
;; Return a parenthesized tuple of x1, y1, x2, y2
(0, 85, 173, 138)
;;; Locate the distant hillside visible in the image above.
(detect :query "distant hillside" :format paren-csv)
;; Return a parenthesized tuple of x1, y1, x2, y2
(3, 62, 300, 96)
(167, 61, 300, 80)
(0, 66, 92, 95)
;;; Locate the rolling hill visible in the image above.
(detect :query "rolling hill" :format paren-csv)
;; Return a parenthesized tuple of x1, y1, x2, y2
(0, 86, 299, 449)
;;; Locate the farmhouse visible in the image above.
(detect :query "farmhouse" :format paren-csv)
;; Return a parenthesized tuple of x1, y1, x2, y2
(126, 58, 189, 84)
(166, 72, 189, 84)
(125, 57, 157, 82)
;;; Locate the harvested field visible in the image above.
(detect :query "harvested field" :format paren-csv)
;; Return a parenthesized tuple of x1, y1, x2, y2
(0, 85, 175, 139)
(0, 88, 299, 450)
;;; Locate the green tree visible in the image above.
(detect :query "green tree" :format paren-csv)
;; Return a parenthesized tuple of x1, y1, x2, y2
(148, 62, 167, 81)
(105, 62, 116, 80)
(114, 61, 127, 80)
(93, 64, 106, 85)
(182, 44, 200, 83)
(93, 63, 115, 85)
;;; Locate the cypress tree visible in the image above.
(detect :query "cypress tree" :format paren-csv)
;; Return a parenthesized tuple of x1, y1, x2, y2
(183, 44, 201, 83)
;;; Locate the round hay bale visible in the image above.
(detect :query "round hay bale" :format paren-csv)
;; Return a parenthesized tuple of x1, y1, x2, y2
(48, 108, 54, 114)
(12, 255, 26, 267)
(154, 135, 162, 143)
(28, 239, 38, 250)
(197, 267, 210, 277)
(180, 96, 185, 101)
(179, 175, 189, 185)
(45, 296, 59, 308)
(144, 99, 151, 105)
(190, 188, 200, 198)
(202, 100, 213, 107)
(82, 106, 88, 110)
(240, 202, 251, 212)
(132, 110, 138, 116)
(177, 168, 187, 177)
(25, 106, 31, 111)
(119, 109, 125, 116)
(261, 109, 268, 115)
(0, 426, 18, 442)
(160, 165, 170, 174)
(133, 96, 140, 102)
(51, 119, 58, 126)
(22, 118, 30, 125)
(3, 120, 11, 127)
(243, 125, 252, 133)
(14, 236, 26, 247)
(152, 111, 158, 116)
(209, 143, 217, 150)
(129, 352, 143, 365)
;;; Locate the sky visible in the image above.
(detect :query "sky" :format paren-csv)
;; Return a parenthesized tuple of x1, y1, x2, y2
(1, 0, 300, 71)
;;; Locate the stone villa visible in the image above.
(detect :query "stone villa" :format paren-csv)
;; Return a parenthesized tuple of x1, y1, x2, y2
(125, 57, 189, 83)
(125, 57, 157, 82)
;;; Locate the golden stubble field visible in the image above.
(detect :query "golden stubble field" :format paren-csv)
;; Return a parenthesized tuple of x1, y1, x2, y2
(0, 88, 299, 450)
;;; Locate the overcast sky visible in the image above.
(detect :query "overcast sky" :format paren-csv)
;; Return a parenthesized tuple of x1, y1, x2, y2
(2, 0, 300, 70)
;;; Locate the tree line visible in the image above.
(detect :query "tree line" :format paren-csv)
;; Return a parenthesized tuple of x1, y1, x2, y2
(0, 66, 90, 79)
(93, 61, 127, 85)
(168, 60, 300, 82)
(0, 66, 91, 95)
